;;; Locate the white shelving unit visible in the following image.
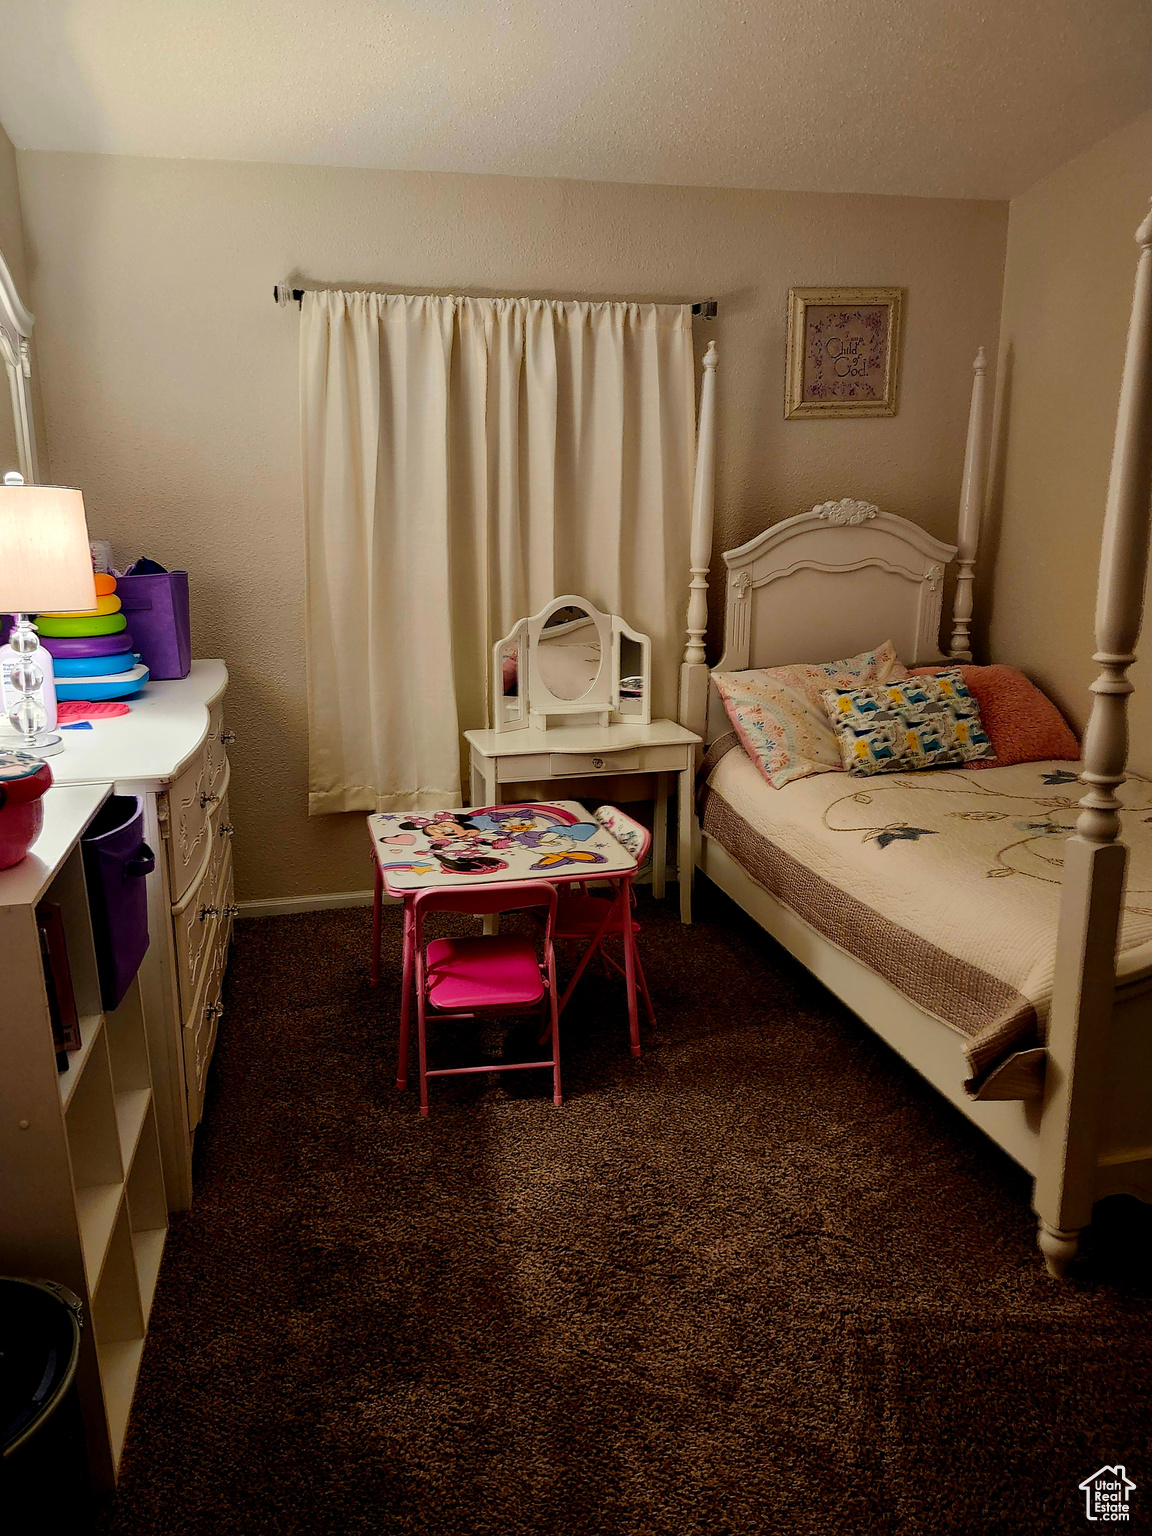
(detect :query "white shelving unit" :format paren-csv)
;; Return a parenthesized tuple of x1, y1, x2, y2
(0, 784, 168, 1489)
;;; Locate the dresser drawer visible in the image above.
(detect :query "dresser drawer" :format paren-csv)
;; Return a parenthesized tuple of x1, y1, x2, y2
(171, 789, 232, 1019)
(205, 698, 230, 799)
(182, 847, 233, 1130)
(164, 744, 214, 904)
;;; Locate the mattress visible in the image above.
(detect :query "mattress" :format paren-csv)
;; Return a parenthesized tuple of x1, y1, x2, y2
(700, 740, 1152, 1089)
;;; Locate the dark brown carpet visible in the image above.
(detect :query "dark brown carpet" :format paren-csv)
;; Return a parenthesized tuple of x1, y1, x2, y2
(94, 884, 1152, 1536)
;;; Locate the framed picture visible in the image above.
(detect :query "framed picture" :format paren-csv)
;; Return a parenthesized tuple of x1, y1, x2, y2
(785, 286, 903, 419)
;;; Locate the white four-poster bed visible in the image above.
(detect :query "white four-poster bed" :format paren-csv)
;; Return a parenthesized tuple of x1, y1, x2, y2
(677, 204, 1152, 1277)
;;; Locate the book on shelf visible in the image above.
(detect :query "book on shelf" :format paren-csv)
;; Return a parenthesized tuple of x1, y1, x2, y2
(36, 902, 81, 1065)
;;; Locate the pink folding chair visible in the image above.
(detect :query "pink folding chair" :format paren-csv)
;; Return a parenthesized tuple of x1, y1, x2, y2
(552, 805, 656, 1058)
(409, 881, 561, 1117)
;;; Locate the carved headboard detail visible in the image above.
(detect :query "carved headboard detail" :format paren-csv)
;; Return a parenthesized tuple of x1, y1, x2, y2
(700, 505, 957, 741)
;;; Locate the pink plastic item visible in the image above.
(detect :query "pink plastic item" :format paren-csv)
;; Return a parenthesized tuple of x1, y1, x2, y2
(408, 881, 561, 1117)
(57, 700, 131, 723)
(551, 806, 655, 1057)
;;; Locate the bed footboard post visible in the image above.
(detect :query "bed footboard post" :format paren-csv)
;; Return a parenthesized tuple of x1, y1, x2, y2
(949, 347, 989, 661)
(1034, 201, 1152, 1277)
(680, 340, 719, 742)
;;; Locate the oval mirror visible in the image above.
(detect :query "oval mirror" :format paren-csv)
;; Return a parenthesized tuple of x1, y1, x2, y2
(537, 603, 601, 700)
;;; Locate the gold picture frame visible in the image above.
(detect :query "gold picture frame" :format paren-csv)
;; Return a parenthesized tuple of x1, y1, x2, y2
(785, 286, 903, 419)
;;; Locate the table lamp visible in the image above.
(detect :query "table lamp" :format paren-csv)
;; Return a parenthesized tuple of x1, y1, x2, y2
(0, 475, 97, 756)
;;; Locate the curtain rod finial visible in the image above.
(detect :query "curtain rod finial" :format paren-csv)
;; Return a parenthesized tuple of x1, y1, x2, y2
(703, 340, 719, 367)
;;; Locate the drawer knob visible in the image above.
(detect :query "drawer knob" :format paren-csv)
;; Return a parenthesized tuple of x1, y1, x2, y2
(205, 1001, 223, 1019)
(220, 730, 236, 745)
(223, 903, 239, 919)
(592, 756, 605, 769)
(220, 823, 234, 838)
(200, 790, 220, 809)
(199, 903, 219, 922)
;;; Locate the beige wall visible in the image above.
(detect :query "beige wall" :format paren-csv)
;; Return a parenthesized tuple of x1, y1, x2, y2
(15, 151, 1007, 902)
(981, 109, 1152, 769)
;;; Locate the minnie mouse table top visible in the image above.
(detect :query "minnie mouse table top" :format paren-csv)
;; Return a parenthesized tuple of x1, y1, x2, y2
(369, 801, 636, 894)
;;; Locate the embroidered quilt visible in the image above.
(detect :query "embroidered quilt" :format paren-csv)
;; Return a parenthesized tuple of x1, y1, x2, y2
(701, 748, 1152, 1088)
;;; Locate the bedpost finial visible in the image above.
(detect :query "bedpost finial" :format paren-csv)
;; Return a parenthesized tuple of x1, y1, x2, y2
(1136, 198, 1152, 249)
(703, 340, 718, 368)
(973, 345, 987, 374)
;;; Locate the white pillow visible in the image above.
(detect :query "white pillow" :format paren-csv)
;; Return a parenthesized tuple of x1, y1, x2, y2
(713, 641, 910, 789)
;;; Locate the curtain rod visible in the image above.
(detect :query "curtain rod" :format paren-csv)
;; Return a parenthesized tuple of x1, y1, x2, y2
(273, 284, 717, 318)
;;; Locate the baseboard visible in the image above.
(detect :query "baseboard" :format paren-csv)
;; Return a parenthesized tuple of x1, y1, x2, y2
(236, 889, 378, 919)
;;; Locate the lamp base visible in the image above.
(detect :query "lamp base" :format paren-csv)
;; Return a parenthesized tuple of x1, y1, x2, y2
(24, 731, 64, 757)
(0, 728, 64, 757)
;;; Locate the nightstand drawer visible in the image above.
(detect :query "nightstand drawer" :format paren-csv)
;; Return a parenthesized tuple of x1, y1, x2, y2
(496, 754, 551, 783)
(549, 749, 642, 774)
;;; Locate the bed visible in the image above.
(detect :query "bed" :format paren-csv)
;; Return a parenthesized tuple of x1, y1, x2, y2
(677, 205, 1152, 1277)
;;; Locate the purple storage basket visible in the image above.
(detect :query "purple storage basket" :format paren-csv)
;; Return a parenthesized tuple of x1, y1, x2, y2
(81, 795, 155, 1011)
(115, 570, 191, 679)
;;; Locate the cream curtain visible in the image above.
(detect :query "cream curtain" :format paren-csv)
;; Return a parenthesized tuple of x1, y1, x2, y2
(301, 292, 696, 814)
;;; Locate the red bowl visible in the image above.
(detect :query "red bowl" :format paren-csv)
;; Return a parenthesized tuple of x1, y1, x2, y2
(0, 752, 53, 869)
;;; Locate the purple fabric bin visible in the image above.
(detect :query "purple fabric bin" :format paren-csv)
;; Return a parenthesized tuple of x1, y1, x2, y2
(115, 570, 191, 679)
(81, 795, 155, 1011)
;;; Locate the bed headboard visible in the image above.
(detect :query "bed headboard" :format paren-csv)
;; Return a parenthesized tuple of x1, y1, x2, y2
(679, 345, 991, 744)
(700, 503, 956, 740)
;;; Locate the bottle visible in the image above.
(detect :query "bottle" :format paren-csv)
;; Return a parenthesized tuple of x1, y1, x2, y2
(0, 619, 58, 734)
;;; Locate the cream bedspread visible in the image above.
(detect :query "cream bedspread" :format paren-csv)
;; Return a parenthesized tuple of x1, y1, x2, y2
(703, 747, 1152, 1086)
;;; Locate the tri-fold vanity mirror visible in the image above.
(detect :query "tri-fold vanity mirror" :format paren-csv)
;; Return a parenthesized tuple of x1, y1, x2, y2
(494, 595, 652, 732)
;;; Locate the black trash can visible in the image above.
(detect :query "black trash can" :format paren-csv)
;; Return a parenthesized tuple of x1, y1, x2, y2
(0, 1277, 92, 1535)
(81, 794, 155, 1011)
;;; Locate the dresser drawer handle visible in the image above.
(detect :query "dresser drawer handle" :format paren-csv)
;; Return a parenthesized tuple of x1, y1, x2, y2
(219, 822, 234, 838)
(222, 903, 239, 920)
(220, 731, 236, 745)
(199, 903, 219, 922)
(205, 1001, 223, 1019)
(200, 790, 220, 809)
(591, 756, 605, 769)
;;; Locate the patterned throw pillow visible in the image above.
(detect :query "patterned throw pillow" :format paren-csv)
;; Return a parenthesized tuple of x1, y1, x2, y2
(821, 669, 996, 776)
(910, 664, 1079, 767)
(713, 641, 910, 789)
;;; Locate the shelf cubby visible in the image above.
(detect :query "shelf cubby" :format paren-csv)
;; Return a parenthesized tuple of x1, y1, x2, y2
(0, 786, 169, 1489)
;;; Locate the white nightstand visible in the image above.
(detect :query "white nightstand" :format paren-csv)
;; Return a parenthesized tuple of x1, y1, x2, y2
(464, 719, 702, 923)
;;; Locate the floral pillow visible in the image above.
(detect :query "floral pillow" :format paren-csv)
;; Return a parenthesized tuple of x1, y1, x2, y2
(713, 641, 910, 789)
(821, 669, 996, 776)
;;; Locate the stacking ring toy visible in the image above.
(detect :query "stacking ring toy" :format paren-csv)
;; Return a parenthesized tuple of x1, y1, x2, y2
(93, 573, 117, 596)
(39, 594, 122, 619)
(55, 664, 149, 702)
(36, 612, 128, 638)
(52, 652, 136, 678)
(39, 631, 135, 659)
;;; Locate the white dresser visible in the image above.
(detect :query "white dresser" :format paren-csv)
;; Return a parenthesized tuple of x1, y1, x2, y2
(44, 661, 232, 1210)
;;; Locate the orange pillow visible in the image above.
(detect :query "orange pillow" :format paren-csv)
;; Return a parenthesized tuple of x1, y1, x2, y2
(910, 664, 1078, 767)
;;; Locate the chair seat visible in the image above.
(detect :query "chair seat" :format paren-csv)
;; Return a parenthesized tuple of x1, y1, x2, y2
(555, 893, 640, 938)
(426, 935, 545, 1011)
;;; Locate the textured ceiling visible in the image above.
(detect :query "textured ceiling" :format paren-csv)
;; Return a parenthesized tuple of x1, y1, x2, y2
(0, 0, 1150, 200)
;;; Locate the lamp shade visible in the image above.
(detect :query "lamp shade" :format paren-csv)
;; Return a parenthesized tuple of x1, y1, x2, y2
(0, 486, 97, 614)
